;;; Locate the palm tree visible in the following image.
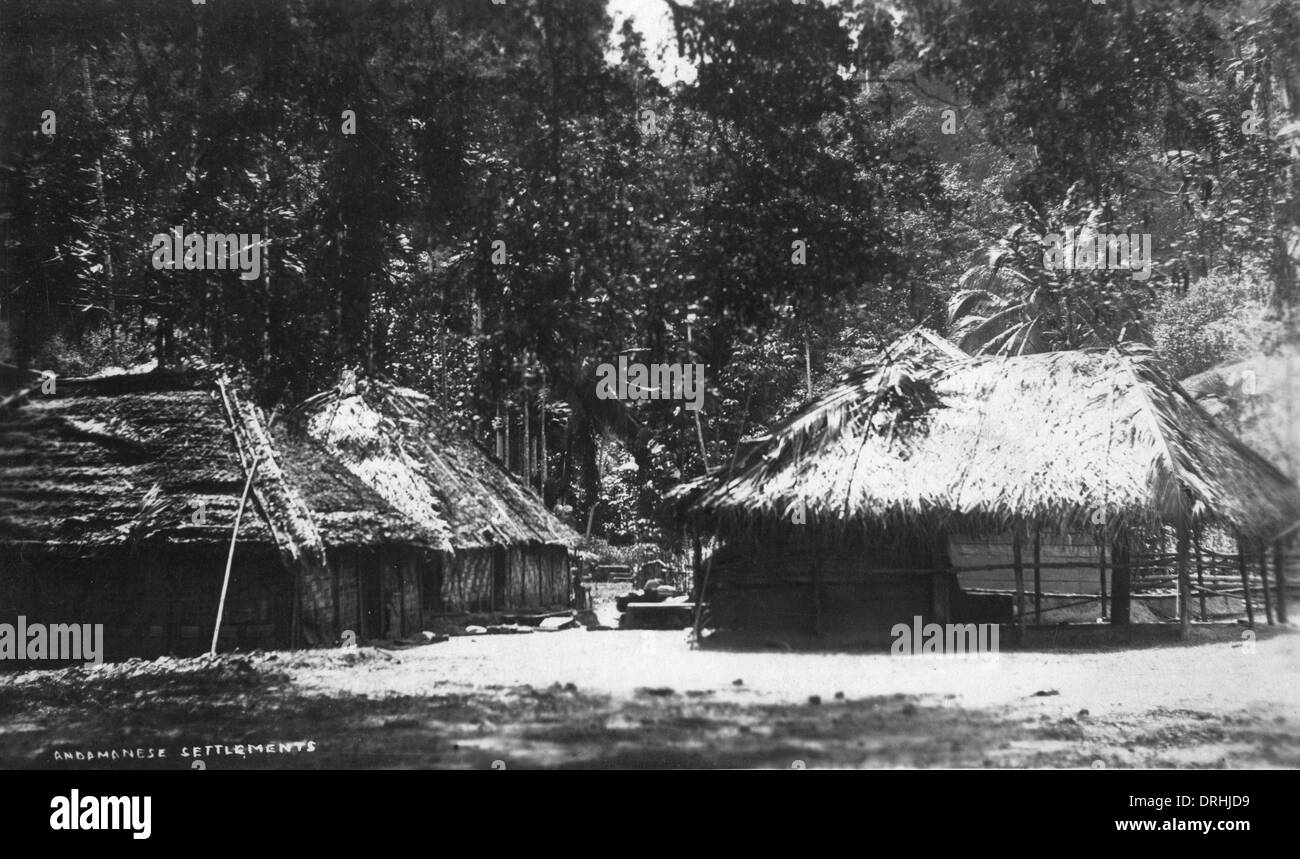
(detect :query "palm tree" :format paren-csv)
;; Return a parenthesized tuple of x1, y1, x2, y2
(947, 195, 1150, 355)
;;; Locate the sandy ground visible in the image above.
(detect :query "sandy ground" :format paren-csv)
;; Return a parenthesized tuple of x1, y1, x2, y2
(2, 606, 1298, 769)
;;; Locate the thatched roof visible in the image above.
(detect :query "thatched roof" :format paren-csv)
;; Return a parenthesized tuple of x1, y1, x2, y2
(684, 346, 1300, 541)
(296, 380, 580, 550)
(0, 372, 439, 554)
(0, 373, 269, 549)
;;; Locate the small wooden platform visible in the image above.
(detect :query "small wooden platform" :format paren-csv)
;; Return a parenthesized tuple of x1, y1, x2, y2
(621, 601, 696, 629)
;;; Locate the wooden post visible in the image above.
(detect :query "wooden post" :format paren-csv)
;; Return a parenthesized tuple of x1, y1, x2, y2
(1194, 526, 1207, 621)
(212, 455, 259, 655)
(1012, 523, 1025, 636)
(1236, 536, 1255, 627)
(1032, 528, 1042, 624)
(1274, 541, 1289, 624)
(1098, 541, 1108, 621)
(1259, 539, 1275, 625)
(1110, 535, 1131, 626)
(1176, 527, 1191, 639)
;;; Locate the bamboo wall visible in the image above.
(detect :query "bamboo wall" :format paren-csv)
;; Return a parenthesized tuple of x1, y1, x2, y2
(947, 529, 1292, 625)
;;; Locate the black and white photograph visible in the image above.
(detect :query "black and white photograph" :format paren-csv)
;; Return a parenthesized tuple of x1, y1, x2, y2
(1, 0, 1297, 800)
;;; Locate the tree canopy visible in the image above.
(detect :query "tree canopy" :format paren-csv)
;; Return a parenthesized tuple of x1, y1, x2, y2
(3, 0, 1297, 545)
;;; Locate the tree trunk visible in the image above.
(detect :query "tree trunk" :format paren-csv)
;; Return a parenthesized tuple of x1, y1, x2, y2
(539, 384, 548, 503)
(803, 329, 813, 400)
(522, 387, 531, 489)
(504, 403, 512, 473)
(261, 159, 272, 367)
(82, 56, 115, 332)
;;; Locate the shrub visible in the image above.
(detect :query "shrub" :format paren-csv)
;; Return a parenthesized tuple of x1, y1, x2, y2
(1150, 269, 1278, 378)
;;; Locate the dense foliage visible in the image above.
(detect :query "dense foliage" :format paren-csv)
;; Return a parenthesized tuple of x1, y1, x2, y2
(3, 0, 1297, 543)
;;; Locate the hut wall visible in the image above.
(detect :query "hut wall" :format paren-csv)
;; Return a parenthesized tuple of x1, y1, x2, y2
(428, 546, 570, 613)
(503, 545, 571, 609)
(470, 548, 493, 610)
(380, 552, 402, 638)
(326, 546, 425, 641)
(441, 554, 459, 612)
(950, 531, 1109, 593)
(0, 545, 290, 662)
(706, 526, 949, 642)
(298, 560, 337, 645)
(335, 549, 360, 637)
(399, 551, 421, 634)
(417, 551, 446, 623)
(510, 546, 529, 606)
(541, 546, 570, 606)
(442, 548, 493, 613)
(711, 573, 938, 641)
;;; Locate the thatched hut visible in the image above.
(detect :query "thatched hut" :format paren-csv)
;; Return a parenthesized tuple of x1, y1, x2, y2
(1182, 348, 1300, 621)
(294, 379, 579, 617)
(0, 371, 443, 659)
(1, 368, 577, 660)
(679, 345, 1300, 642)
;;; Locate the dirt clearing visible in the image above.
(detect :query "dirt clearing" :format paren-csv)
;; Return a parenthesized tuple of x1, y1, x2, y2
(2, 625, 1297, 769)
